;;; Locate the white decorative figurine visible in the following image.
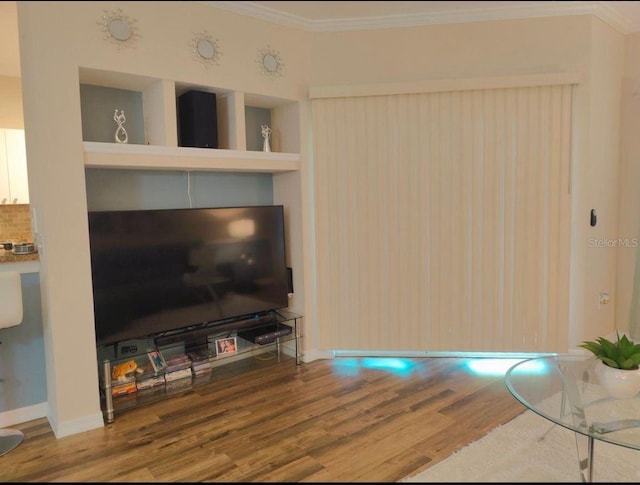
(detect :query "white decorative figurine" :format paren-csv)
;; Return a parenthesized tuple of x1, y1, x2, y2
(114, 109, 128, 144)
(261, 124, 272, 152)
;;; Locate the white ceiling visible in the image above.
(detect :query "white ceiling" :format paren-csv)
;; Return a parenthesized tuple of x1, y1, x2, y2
(208, 1, 640, 33)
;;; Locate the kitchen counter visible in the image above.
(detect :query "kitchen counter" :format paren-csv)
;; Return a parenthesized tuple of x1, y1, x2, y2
(0, 251, 38, 263)
(0, 250, 39, 273)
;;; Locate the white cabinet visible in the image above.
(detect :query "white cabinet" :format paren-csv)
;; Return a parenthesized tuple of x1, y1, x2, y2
(0, 129, 29, 204)
(0, 131, 9, 204)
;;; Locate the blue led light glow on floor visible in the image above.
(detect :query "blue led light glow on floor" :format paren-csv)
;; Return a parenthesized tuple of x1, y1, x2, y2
(331, 355, 549, 378)
(465, 358, 546, 376)
(332, 357, 361, 376)
(332, 357, 416, 377)
(362, 357, 415, 373)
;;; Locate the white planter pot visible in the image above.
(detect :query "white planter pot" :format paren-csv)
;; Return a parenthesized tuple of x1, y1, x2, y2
(595, 361, 640, 399)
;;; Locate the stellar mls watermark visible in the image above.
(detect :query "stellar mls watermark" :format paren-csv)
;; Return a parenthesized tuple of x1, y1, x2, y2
(589, 237, 639, 248)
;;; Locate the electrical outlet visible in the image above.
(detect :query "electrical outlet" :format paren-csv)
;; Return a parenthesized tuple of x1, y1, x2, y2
(599, 291, 610, 309)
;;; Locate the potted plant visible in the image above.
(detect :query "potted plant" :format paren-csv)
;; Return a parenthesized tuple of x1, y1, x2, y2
(580, 331, 640, 399)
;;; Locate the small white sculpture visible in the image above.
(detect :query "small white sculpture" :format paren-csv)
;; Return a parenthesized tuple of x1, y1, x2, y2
(261, 124, 272, 152)
(114, 109, 128, 144)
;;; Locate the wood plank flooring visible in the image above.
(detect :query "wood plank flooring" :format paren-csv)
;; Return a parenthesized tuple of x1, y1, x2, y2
(2, 355, 526, 482)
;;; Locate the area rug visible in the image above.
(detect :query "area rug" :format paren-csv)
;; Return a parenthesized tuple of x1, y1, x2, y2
(402, 409, 640, 482)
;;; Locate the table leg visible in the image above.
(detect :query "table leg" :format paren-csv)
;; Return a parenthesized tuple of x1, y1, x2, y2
(574, 432, 595, 482)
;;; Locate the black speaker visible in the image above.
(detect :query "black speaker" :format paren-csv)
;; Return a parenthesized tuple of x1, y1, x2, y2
(286, 267, 294, 294)
(178, 90, 218, 148)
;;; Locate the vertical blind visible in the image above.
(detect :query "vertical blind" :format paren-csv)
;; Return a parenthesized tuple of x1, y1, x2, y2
(312, 84, 572, 353)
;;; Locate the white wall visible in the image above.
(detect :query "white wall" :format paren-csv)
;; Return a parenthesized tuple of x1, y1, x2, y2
(15, 1, 628, 436)
(0, 1, 20, 78)
(309, 16, 589, 84)
(17, 1, 310, 437)
(307, 15, 624, 351)
(0, 75, 23, 128)
(617, 32, 640, 337)
(570, 18, 624, 346)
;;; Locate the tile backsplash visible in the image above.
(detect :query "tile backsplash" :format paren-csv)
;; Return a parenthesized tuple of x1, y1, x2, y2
(0, 204, 33, 243)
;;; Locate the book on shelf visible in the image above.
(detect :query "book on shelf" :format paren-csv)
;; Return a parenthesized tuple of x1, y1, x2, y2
(192, 366, 212, 377)
(164, 351, 191, 372)
(192, 362, 211, 372)
(136, 383, 167, 399)
(136, 374, 166, 391)
(189, 349, 212, 373)
(111, 381, 137, 397)
(165, 367, 193, 382)
(166, 359, 191, 373)
(187, 349, 211, 364)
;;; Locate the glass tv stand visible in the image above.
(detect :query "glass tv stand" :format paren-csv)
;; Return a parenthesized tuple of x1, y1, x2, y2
(97, 310, 302, 423)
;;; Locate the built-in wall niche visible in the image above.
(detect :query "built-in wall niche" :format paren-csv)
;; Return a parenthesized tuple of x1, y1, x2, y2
(174, 83, 233, 150)
(245, 106, 271, 152)
(172, 84, 300, 154)
(79, 67, 179, 148)
(80, 84, 145, 145)
(78, 67, 302, 171)
(244, 93, 300, 154)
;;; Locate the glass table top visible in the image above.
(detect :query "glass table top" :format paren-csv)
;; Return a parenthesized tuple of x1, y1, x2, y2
(505, 355, 640, 451)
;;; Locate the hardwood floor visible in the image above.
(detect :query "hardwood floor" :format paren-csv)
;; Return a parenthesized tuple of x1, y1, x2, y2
(2, 355, 526, 482)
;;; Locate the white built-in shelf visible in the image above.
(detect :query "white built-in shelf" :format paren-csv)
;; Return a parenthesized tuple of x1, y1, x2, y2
(83, 142, 301, 173)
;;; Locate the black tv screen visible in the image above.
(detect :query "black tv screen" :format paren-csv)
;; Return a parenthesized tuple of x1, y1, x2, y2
(88, 205, 289, 346)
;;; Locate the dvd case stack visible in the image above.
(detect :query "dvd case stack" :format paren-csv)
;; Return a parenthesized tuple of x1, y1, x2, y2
(163, 350, 193, 394)
(136, 353, 166, 392)
(187, 349, 212, 377)
(164, 350, 192, 383)
(111, 377, 137, 397)
(136, 374, 166, 392)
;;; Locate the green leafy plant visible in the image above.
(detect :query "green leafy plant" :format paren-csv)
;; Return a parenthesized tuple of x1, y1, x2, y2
(580, 331, 640, 370)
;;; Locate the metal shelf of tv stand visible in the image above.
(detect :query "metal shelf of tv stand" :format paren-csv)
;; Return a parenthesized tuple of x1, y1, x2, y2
(99, 311, 302, 424)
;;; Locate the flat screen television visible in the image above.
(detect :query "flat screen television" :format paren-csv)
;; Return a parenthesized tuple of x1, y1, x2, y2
(88, 205, 289, 347)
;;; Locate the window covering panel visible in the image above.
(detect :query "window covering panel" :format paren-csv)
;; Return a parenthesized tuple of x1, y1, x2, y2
(312, 84, 572, 353)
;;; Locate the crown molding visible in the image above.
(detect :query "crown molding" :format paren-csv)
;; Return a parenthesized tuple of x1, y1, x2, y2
(201, 1, 639, 34)
(201, 1, 310, 30)
(594, 2, 638, 34)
